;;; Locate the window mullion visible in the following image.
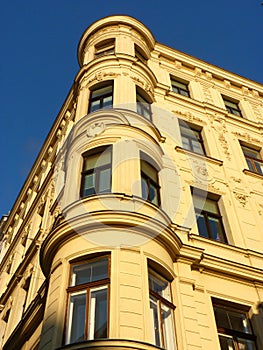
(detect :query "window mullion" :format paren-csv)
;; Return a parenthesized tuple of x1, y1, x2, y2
(85, 288, 90, 340)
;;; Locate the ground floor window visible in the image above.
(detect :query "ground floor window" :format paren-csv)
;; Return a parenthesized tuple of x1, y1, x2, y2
(213, 299, 257, 350)
(65, 255, 110, 345)
(148, 268, 177, 350)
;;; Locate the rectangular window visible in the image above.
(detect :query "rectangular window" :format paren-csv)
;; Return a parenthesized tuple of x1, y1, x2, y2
(192, 189, 227, 243)
(241, 145, 263, 175)
(65, 256, 110, 345)
(88, 82, 113, 113)
(171, 78, 190, 97)
(141, 159, 160, 206)
(81, 147, 112, 197)
(179, 120, 206, 155)
(149, 269, 176, 350)
(94, 39, 115, 58)
(213, 300, 257, 350)
(135, 44, 147, 63)
(136, 90, 152, 120)
(223, 97, 242, 117)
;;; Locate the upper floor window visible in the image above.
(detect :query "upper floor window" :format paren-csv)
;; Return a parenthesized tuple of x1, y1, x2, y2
(179, 120, 206, 155)
(88, 82, 113, 113)
(241, 144, 263, 175)
(94, 39, 115, 58)
(136, 87, 152, 120)
(81, 146, 112, 197)
(135, 44, 147, 63)
(223, 97, 242, 117)
(171, 78, 190, 97)
(141, 158, 160, 206)
(213, 299, 257, 350)
(65, 255, 110, 345)
(192, 189, 227, 243)
(148, 268, 176, 350)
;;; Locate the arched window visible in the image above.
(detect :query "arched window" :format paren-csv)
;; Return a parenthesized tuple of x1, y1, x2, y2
(88, 81, 113, 113)
(148, 265, 177, 350)
(65, 254, 110, 344)
(136, 86, 152, 120)
(140, 154, 160, 206)
(80, 146, 112, 197)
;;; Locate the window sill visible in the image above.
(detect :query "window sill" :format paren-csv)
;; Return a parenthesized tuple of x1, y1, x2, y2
(243, 169, 263, 179)
(57, 339, 162, 350)
(175, 146, 223, 166)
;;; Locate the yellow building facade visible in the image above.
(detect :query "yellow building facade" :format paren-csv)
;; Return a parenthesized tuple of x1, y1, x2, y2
(0, 15, 263, 350)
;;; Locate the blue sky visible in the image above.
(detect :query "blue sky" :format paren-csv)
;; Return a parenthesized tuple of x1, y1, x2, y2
(0, 0, 262, 216)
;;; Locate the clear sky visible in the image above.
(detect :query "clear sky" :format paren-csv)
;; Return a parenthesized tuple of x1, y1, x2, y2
(0, 0, 262, 216)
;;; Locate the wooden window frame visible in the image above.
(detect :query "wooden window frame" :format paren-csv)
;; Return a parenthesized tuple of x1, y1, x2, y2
(80, 146, 112, 198)
(88, 82, 113, 113)
(192, 189, 227, 243)
(94, 39, 115, 59)
(223, 97, 242, 117)
(171, 78, 190, 97)
(179, 120, 206, 155)
(148, 267, 176, 350)
(241, 144, 263, 175)
(140, 159, 160, 206)
(64, 255, 111, 345)
(212, 299, 257, 350)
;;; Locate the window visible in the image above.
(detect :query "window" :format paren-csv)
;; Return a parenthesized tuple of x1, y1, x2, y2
(94, 39, 115, 58)
(81, 146, 112, 197)
(88, 82, 113, 113)
(192, 189, 227, 243)
(135, 44, 147, 63)
(22, 276, 31, 314)
(141, 159, 160, 206)
(223, 97, 242, 117)
(136, 88, 152, 120)
(65, 255, 110, 345)
(179, 120, 206, 155)
(149, 268, 176, 350)
(171, 78, 190, 97)
(241, 145, 263, 175)
(213, 300, 257, 350)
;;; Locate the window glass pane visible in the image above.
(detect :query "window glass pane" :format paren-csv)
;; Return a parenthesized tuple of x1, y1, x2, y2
(255, 160, 263, 174)
(88, 287, 108, 339)
(150, 296, 161, 347)
(84, 150, 111, 171)
(214, 307, 230, 329)
(196, 214, 209, 238)
(83, 173, 95, 197)
(141, 161, 158, 182)
(182, 136, 191, 151)
(71, 258, 108, 286)
(218, 334, 235, 350)
(161, 303, 176, 350)
(246, 159, 254, 172)
(242, 147, 260, 159)
(92, 85, 112, 99)
(194, 195, 218, 214)
(102, 95, 112, 108)
(237, 338, 257, 350)
(192, 139, 204, 155)
(208, 216, 224, 242)
(90, 100, 100, 113)
(98, 168, 111, 192)
(228, 311, 251, 333)
(149, 183, 158, 206)
(149, 271, 170, 300)
(66, 292, 86, 344)
(141, 177, 148, 200)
